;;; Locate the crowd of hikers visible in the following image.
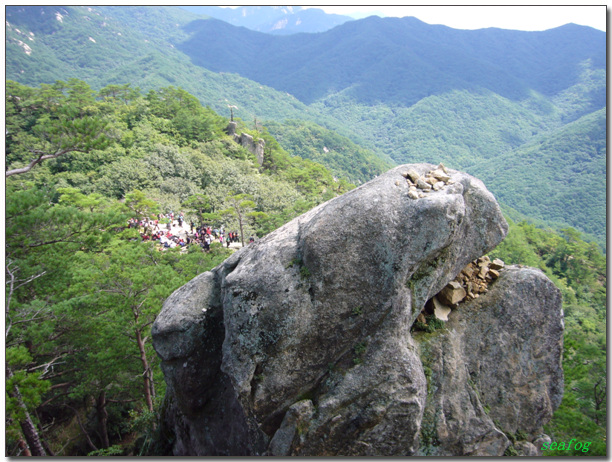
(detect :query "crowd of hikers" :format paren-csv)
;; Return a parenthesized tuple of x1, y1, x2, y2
(127, 211, 252, 251)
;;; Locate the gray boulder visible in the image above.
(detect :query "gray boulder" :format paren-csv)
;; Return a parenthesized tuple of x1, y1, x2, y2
(237, 132, 265, 166)
(226, 121, 237, 137)
(515, 441, 541, 457)
(416, 266, 563, 456)
(152, 164, 562, 456)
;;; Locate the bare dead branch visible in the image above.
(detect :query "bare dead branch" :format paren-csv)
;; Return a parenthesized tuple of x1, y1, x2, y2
(6, 148, 77, 177)
(48, 382, 72, 390)
(5, 259, 48, 339)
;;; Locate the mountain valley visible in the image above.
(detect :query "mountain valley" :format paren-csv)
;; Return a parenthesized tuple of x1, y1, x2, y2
(5, 5, 606, 247)
(4, 6, 607, 457)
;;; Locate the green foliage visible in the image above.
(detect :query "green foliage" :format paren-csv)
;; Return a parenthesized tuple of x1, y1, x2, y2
(96, 156, 163, 199)
(490, 219, 605, 306)
(312, 88, 604, 247)
(354, 342, 367, 356)
(221, 193, 257, 246)
(353, 342, 367, 364)
(4, 10, 606, 452)
(6, 5, 340, 141)
(124, 190, 160, 218)
(427, 316, 445, 331)
(413, 314, 446, 334)
(479, 108, 606, 248)
(503, 445, 519, 457)
(299, 266, 312, 280)
(5, 348, 52, 439)
(183, 193, 212, 226)
(5, 5, 605, 246)
(265, 119, 391, 184)
(145, 86, 225, 144)
(173, 14, 604, 106)
(4, 79, 353, 456)
(419, 418, 440, 453)
(514, 429, 528, 442)
(491, 218, 606, 455)
(6, 79, 110, 177)
(87, 445, 124, 457)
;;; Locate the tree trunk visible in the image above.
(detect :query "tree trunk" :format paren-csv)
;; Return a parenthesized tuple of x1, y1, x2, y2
(34, 409, 56, 456)
(96, 391, 110, 448)
(149, 367, 156, 401)
(135, 329, 154, 413)
(238, 214, 245, 247)
(19, 416, 47, 457)
(6, 365, 47, 456)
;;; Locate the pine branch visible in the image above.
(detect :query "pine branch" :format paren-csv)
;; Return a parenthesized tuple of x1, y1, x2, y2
(6, 148, 83, 177)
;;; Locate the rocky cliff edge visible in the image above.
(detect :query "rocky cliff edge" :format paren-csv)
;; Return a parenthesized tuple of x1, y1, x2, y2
(152, 163, 563, 456)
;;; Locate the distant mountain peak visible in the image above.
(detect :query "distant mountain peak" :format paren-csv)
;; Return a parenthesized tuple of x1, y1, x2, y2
(178, 5, 352, 35)
(273, 6, 300, 14)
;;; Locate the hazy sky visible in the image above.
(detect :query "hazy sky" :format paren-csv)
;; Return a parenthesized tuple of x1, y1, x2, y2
(218, 4, 606, 32)
(310, 5, 606, 32)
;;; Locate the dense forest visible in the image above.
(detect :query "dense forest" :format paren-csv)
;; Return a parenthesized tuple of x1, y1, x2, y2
(265, 119, 392, 184)
(4, 79, 354, 456)
(5, 80, 606, 456)
(5, 6, 606, 248)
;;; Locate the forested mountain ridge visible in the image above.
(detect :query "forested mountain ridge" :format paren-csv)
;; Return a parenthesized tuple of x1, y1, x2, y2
(5, 6, 335, 129)
(478, 108, 606, 240)
(4, 6, 606, 458)
(176, 16, 605, 107)
(5, 5, 605, 247)
(6, 5, 604, 132)
(5, 79, 606, 456)
(178, 5, 353, 35)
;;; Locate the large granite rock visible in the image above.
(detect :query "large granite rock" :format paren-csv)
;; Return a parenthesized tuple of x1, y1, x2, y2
(416, 266, 563, 456)
(152, 164, 563, 456)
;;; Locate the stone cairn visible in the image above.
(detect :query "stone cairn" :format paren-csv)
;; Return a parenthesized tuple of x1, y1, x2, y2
(396, 163, 454, 199)
(394, 162, 506, 325)
(418, 254, 506, 324)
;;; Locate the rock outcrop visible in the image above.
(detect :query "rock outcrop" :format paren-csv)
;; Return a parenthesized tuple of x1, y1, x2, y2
(152, 163, 563, 456)
(226, 122, 265, 165)
(416, 266, 563, 456)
